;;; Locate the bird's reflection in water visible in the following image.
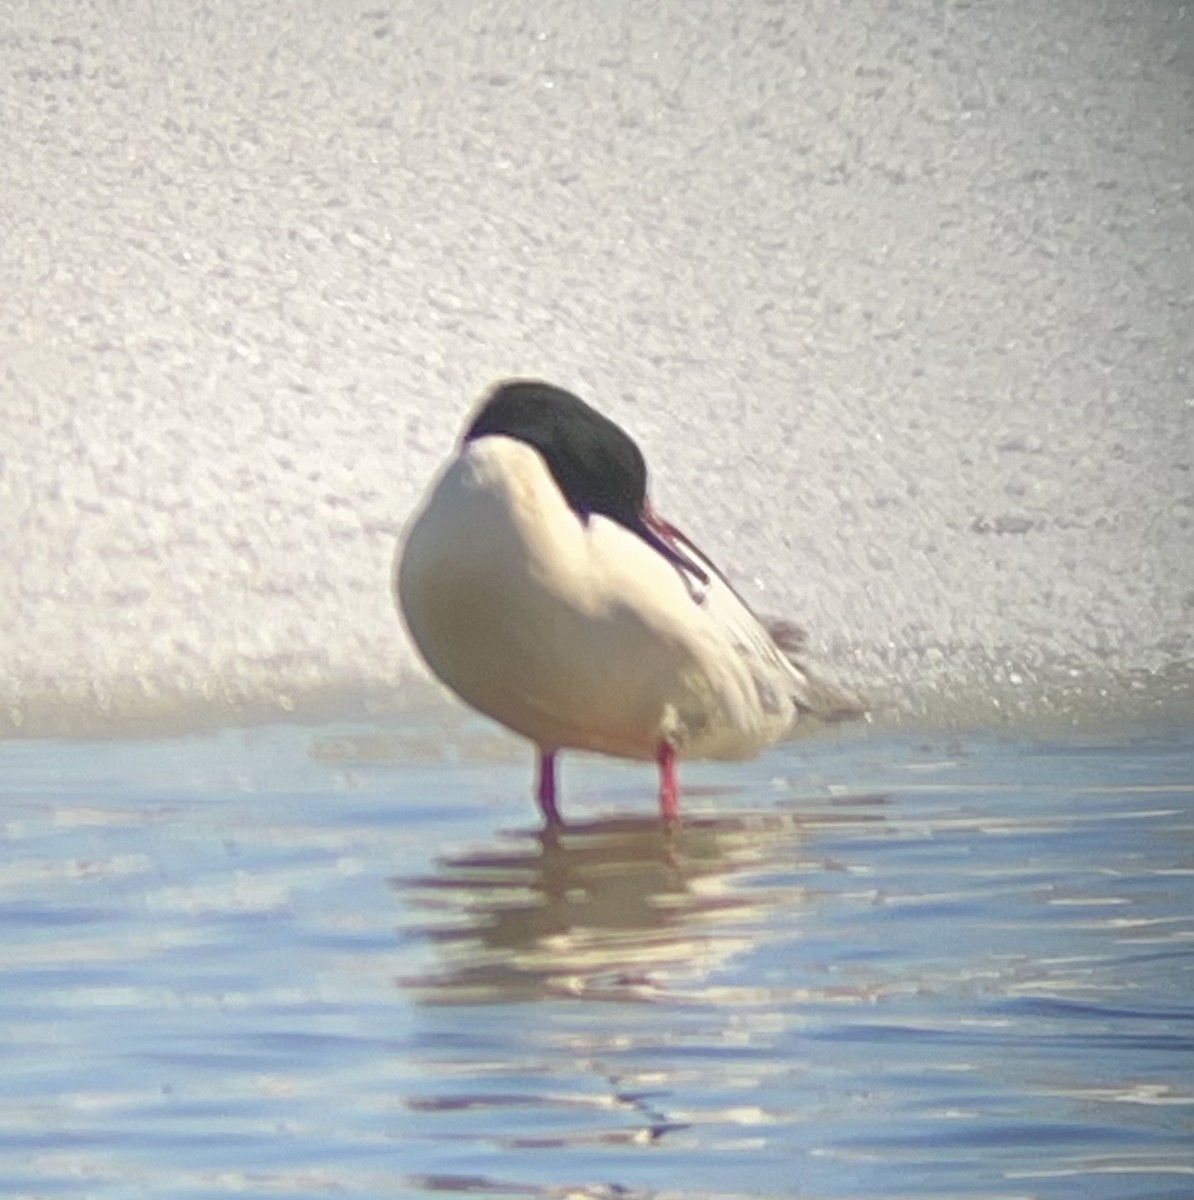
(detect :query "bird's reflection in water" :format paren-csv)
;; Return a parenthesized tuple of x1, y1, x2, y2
(393, 795, 884, 1005)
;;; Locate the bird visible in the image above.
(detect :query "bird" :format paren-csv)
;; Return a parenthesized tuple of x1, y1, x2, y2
(395, 379, 863, 826)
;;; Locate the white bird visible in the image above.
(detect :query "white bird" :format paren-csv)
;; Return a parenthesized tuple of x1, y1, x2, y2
(395, 380, 863, 825)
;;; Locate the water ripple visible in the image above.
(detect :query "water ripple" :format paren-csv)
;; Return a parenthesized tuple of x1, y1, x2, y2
(0, 724, 1191, 1198)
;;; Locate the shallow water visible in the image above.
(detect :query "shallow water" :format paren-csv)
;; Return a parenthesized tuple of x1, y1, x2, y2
(1, 720, 1191, 1199)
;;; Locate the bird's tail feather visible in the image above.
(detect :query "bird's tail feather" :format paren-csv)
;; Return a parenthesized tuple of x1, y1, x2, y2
(790, 657, 867, 722)
(760, 616, 866, 722)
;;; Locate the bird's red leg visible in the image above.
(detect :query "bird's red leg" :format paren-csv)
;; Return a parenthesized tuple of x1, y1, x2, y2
(537, 750, 562, 826)
(656, 742, 679, 824)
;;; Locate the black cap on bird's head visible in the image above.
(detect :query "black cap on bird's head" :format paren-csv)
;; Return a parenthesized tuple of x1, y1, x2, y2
(465, 379, 709, 588)
(465, 380, 648, 530)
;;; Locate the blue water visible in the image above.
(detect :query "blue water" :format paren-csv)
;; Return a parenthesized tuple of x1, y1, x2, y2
(1, 720, 1191, 1198)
